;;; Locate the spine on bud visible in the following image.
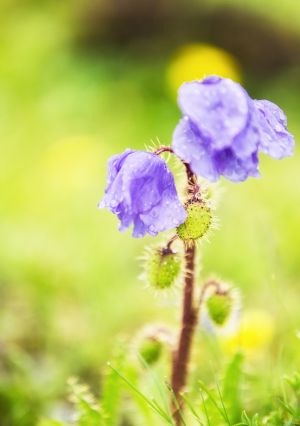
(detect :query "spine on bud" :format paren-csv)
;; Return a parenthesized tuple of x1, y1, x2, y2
(177, 201, 212, 242)
(146, 245, 181, 290)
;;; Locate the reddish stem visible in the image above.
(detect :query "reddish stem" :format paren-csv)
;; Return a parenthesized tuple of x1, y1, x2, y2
(155, 144, 200, 424)
(154, 145, 174, 156)
(171, 242, 197, 424)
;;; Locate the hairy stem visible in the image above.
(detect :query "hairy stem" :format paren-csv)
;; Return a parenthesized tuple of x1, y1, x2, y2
(154, 145, 200, 423)
(198, 279, 226, 310)
(171, 242, 197, 424)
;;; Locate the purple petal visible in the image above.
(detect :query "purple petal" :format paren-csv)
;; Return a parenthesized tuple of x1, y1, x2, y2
(172, 117, 219, 182)
(214, 148, 260, 182)
(254, 100, 294, 159)
(232, 103, 260, 158)
(178, 77, 250, 150)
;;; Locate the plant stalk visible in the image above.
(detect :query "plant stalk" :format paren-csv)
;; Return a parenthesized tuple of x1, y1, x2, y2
(171, 242, 197, 424)
(155, 145, 199, 424)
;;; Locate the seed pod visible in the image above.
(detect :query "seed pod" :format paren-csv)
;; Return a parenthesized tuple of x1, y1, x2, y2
(138, 337, 162, 365)
(147, 248, 181, 290)
(206, 293, 232, 326)
(135, 324, 174, 366)
(177, 201, 212, 242)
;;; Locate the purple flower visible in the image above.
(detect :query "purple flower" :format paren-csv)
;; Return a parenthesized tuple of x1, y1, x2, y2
(99, 149, 187, 238)
(172, 76, 294, 182)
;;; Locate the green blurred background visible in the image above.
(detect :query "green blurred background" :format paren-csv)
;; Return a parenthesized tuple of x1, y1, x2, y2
(0, 0, 300, 424)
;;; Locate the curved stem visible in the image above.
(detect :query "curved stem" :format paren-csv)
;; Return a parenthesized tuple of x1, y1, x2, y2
(171, 242, 197, 424)
(198, 279, 226, 310)
(154, 145, 174, 156)
(155, 145, 200, 199)
(164, 235, 178, 253)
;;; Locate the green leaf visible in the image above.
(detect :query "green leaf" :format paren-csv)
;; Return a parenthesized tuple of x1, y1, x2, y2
(222, 352, 244, 423)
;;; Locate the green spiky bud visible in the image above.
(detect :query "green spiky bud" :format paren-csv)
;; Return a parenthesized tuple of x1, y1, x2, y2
(147, 249, 181, 290)
(177, 202, 212, 241)
(138, 337, 162, 365)
(206, 293, 232, 326)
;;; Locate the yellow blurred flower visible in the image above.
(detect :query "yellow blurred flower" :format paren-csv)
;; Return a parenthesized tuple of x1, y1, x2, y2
(166, 43, 241, 97)
(220, 309, 275, 358)
(41, 136, 102, 192)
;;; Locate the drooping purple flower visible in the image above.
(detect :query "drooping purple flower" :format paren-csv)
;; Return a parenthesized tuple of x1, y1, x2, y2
(172, 76, 294, 182)
(254, 99, 294, 160)
(99, 149, 187, 238)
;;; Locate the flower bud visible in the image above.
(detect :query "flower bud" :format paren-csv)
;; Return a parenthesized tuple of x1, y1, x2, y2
(138, 337, 162, 365)
(147, 248, 181, 290)
(177, 201, 212, 242)
(206, 293, 232, 326)
(134, 324, 174, 366)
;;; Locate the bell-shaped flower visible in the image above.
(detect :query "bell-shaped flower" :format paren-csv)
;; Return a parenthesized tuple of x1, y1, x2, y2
(99, 149, 187, 238)
(172, 76, 294, 182)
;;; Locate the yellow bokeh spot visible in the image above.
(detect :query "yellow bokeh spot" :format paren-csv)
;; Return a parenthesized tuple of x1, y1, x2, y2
(220, 309, 275, 358)
(41, 136, 102, 192)
(166, 43, 241, 96)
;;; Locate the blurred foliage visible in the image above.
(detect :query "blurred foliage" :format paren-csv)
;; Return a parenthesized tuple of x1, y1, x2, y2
(0, 0, 300, 425)
(38, 345, 300, 425)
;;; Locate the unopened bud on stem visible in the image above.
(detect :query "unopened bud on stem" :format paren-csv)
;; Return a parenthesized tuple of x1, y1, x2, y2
(177, 201, 212, 242)
(139, 338, 162, 365)
(206, 293, 233, 326)
(147, 247, 181, 290)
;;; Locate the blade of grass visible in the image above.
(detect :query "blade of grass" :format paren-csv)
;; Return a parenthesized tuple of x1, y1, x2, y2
(151, 398, 174, 420)
(200, 389, 211, 426)
(108, 363, 173, 424)
(198, 380, 230, 424)
(216, 381, 231, 425)
(277, 397, 296, 416)
(165, 381, 187, 426)
(138, 353, 170, 416)
(182, 393, 204, 425)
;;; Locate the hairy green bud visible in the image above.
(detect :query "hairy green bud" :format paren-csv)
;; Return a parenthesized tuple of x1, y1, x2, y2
(206, 293, 232, 326)
(138, 338, 162, 365)
(177, 202, 212, 241)
(148, 249, 181, 290)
